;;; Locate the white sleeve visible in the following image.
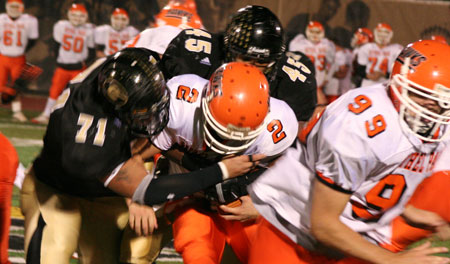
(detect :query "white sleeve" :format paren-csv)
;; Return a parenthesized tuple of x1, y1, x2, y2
(357, 44, 369, 65)
(86, 24, 95, 48)
(94, 26, 106, 45)
(28, 16, 39, 39)
(53, 21, 63, 43)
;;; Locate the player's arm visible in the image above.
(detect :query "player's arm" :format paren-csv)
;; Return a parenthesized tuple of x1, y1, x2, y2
(103, 153, 266, 205)
(310, 178, 450, 263)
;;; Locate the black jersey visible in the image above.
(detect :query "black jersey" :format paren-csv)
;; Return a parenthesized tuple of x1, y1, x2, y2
(160, 28, 224, 80)
(270, 51, 317, 121)
(161, 29, 317, 121)
(33, 61, 133, 197)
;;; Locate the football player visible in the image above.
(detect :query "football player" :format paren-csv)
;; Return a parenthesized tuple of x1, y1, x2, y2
(350, 27, 374, 88)
(0, 133, 19, 264)
(161, 5, 317, 127)
(354, 23, 403, 87)
(20, 48, 258, 264)
(247, 40, 450, 263)
(138, 61, 298, 264)
(94, 8, 139, 58)
(32, 3, 95, 125)
(0, 0, 38, 122)
(288, 21, 335, 106)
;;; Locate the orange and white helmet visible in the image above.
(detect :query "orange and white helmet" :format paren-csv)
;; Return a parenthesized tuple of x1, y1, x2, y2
(111, 8, 129, 31)
(155, 6, 203, 29)
(430, 35, 448, 45)
(374, 23, 393, 46)
(202, 62, 270, 155)
(306, 21, 324, 44)
(68, 3, 88, 27)
(167, 0, 197, 13)
(6, 0, 24, 18)
(351, 27, 374, 48)
(389, 40, 450, 142)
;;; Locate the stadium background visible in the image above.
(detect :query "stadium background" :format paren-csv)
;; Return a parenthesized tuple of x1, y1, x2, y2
(0, 0, 448, 94)
(0, 0, 449, 263)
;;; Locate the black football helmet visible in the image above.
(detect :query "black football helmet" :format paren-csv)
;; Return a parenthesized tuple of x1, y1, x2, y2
(98, 48, 170, 137)
(224, 5, 285, 64)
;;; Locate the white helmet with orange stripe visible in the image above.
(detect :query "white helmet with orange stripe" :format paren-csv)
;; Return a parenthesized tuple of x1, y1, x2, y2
(374, 23, 393, 46)
(111, 8, 129, 31)
(6, 0, 24, 19)
(305, 21, 325, 44)
(68, 3, 88, 27)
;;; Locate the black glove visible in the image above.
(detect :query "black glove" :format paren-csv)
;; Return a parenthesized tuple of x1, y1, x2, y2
(204, 167, 266, 205)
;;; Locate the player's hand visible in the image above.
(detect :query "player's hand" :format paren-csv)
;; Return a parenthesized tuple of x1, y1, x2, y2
(367, 71, 384, 81)
(218, 196, 259, 222)
(221, 154, 266, 178)
(127, 200, 158, 236)
(402, 205, 447, 230)
(384, 242, 450, 264)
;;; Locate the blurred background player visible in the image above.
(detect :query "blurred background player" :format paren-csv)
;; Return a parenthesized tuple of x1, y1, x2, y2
(32, 3, 95, 125)
(0, 0, 38, 122)
(94, 8, 139, 58)
(350, 27, 374, 88)
(354, 23, 403, 87)
(125, 2, 204, 57)
(325, 29, 353, 103)
(289, 20, 335, 106)
(0, 132, 19, 264)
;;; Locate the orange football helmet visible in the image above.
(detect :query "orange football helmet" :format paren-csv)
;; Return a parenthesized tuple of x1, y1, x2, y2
(306, 21, 324, 44)
(6, 0, 23, 18)
(389, 40, 450, 142)
(202, 62, 270, 154)
(351, 27, 374, 48)
(430, 35, 448, 45)
(111, 8, 129, 31)
(154, 6, 203, 29)
(374, 23, 393, 46)
(68, 3, 88, 27)
(167, 0, 197, 13)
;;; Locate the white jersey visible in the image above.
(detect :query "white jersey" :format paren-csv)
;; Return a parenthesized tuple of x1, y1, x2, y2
(125, 25, 182, 55)
(0, 13, 38, 57)
(325, 47, 353, 96)
(357, 42, 403, 87)
(151, 74, 298, 161)
(53, 20, 95, 64)
(288, 34, 335, 88)
(249, 84, 448, 252)
(95, 24, 139, 56)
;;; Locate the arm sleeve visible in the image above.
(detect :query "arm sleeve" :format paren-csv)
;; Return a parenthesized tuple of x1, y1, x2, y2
(143, 164, 223, 205)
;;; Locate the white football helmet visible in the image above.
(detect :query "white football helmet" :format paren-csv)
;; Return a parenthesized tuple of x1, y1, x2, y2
(111, 8, 129, 31)
(306, 21, 324, 44)
(374, 23, 393, 46)
(68, 3, 88, 27)
(6, 0, 24, 19)
(389, 40, 450, 142)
